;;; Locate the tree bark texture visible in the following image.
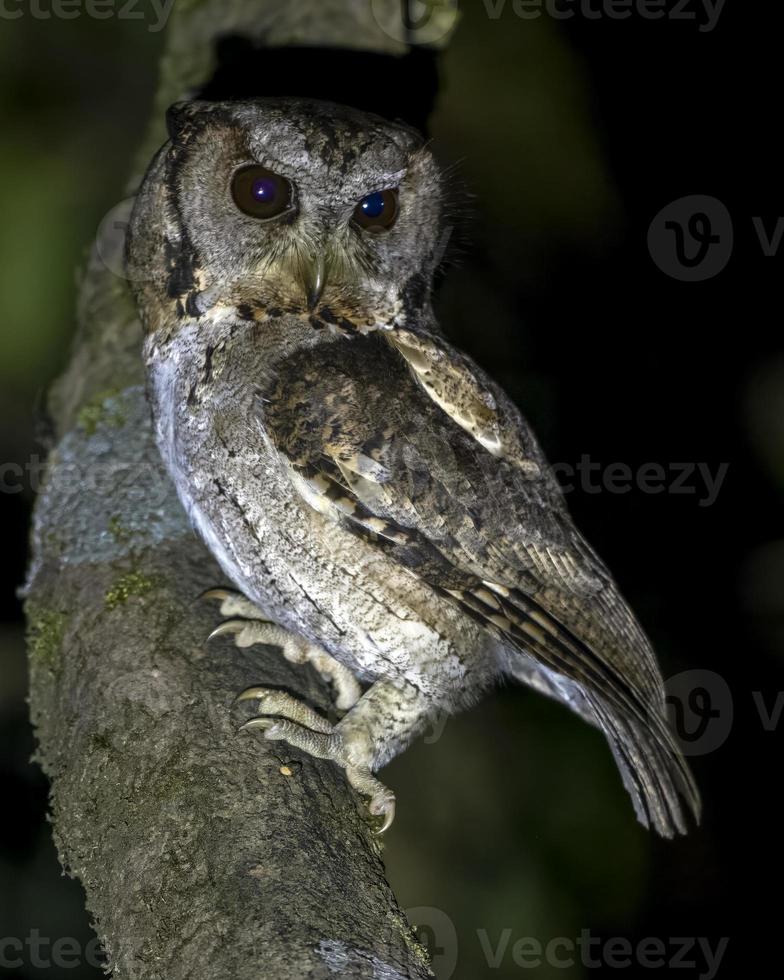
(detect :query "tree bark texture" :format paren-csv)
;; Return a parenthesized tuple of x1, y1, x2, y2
(25, 2, 439, 977)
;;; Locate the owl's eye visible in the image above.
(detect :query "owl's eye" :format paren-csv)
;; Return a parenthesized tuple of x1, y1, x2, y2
(231, 165, 293, 219)
(353, 189, 399, 231)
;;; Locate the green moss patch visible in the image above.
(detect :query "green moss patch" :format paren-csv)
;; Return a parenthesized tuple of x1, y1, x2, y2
(77, 389, 125, 436)
(27, 608, 67, 675)
(105, 570, 159, 610)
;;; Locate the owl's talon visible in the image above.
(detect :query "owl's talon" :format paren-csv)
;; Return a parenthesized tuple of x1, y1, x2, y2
(201, 588, 267, 620)
(199, 587, 234, 603)
(235, 686, 333, 733)
(370, 794, 396, 835)
(345, 765, 397, 833)
(241, 708, 395, 830)
(239, 716, 275, 732)
(235, 685, 265, 703)
(208, 618, 249, 641)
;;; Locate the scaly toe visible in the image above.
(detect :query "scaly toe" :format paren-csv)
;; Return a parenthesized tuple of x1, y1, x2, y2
(252, 718, 343, 762)
(240, 710, 397, 831)
(235, 687, 334, 733)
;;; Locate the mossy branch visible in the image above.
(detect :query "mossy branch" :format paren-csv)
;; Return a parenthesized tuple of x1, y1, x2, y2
(25, 3, 435, 977)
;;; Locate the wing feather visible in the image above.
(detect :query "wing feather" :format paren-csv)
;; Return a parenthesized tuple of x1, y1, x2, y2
(257, 332, 700, 835)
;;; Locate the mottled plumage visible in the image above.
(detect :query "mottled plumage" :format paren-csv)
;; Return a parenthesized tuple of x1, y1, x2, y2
(127, 98, 700, 836)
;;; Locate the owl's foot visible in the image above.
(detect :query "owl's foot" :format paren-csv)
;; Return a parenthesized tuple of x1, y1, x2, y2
(202, 588, 361, 711)
(236, 686, 333, 733)
(238, 693, 395, 832)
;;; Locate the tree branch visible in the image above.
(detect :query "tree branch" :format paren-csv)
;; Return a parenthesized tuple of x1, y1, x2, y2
(25, 3, 436, 977)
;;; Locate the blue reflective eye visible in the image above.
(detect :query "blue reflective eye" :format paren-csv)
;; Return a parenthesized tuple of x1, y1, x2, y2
(360, 192, 386, 219)
(354, 188, 399, 230)
(251, 177, 279, 202)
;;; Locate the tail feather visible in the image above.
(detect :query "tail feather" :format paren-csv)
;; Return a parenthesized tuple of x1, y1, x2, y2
(455, 581, 701, 837)
(589, 697, 701, 838)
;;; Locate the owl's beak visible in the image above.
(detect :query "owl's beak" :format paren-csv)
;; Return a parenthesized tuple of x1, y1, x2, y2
(300, 254, 328, 311)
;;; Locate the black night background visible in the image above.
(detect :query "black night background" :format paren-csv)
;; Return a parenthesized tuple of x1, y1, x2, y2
(0, 2, 778, 977)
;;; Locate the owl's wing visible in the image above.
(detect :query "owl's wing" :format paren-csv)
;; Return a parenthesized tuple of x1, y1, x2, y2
(258, 331, 700, 837)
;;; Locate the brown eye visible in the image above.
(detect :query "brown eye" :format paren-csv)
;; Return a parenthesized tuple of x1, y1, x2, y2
(352, 189, 399, 231)
(231, 165, 293, 219)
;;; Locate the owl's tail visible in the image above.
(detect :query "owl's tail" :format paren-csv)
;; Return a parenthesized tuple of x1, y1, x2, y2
(461, 578, 702, 837)
(588, 695, 702, 838)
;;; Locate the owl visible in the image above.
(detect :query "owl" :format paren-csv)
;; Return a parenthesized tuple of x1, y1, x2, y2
(126, 98, 700, 836)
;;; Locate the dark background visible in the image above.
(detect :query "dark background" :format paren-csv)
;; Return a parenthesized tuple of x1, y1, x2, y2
(0, 2, 779, 977)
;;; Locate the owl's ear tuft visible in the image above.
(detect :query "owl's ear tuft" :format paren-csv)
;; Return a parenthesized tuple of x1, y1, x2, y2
(166, 101, 210, 142)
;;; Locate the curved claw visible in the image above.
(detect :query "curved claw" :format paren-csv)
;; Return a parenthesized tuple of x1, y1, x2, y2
(208, 618, 248, 641)
(239, 717, 275, 733)
(234, 686, 267, 704)
(370, 795, 396, 834)
(199, 587, 234, 603)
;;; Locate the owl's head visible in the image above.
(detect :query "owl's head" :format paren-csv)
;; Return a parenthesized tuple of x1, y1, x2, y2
(128, 98, 445, 339)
